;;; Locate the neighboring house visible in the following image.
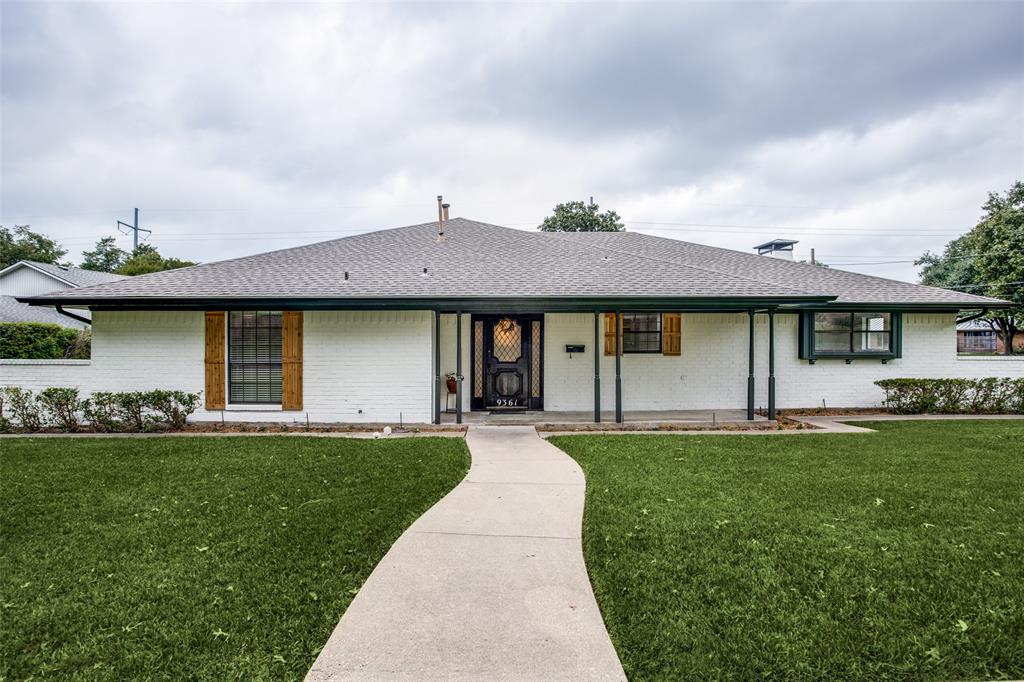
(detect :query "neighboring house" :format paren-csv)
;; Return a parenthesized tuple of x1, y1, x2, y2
(957, 319, 1023, 354)
(9, 217, 1022, 423)
(0, 260, 126, 329)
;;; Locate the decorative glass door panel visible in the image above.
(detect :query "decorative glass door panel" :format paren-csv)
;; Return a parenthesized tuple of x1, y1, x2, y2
(472, 314, 543, 410)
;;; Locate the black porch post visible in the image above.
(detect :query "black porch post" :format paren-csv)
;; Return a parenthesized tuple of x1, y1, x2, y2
(433, 311, 441, 425)
(768, 309, 776, 421)
(594, 311, 601, 423)
(747, 309, 755, 420)
(615, 311, 623, 424)
(456, 312, 463, 425)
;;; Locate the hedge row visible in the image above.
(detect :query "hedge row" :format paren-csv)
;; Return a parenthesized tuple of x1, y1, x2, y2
(0, 387, 201, 433)
(875, 378, 1024, 414)
(0, 322, 91, 359)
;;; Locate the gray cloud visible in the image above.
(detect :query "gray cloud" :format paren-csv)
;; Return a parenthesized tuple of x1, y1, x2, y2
(2, 1, 1021, 283)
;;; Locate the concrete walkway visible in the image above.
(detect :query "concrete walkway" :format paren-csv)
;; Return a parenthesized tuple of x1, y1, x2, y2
(306, 425, 626, 681)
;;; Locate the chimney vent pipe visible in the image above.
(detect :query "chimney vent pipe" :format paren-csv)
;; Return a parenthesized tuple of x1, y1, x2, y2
(436, 195, 445, 241)
(442, 203, 450, 221)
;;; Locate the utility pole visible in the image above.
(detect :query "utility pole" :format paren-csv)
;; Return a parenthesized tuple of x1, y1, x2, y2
(117, 207, 151, 251)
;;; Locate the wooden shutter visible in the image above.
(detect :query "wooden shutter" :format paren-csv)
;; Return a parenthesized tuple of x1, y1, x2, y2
(662, 312, 681, 356)
(603, 312, 619, 356)
(281, 311, 303, 410)
(204, 312, 226, 410)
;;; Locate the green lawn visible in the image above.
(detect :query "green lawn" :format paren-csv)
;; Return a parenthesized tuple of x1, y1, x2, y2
(1, 436, 469, 680)
(551, 420, 1024, 681)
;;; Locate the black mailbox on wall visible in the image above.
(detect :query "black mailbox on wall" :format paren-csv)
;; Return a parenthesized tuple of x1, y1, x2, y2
(565, 344, 585, 356)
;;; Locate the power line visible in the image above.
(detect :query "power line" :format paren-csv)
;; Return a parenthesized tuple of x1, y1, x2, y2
(944, 280, 1024, 290)
(820, 248, 1024, 266)
(627, 220, 966, 233)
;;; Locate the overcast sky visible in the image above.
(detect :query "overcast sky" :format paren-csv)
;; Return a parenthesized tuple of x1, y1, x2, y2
(2, 1, 1022, 282)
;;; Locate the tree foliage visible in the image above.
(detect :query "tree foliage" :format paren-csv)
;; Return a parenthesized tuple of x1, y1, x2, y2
(115, 243, 197, 276)
(80, 238, 198, 275)
(0, 225, 67, 270)
(538, 201, 625, 232)
(917, 180, 1023, 354)
(80, 237, 129, 272)
(0, 322, 90, 359)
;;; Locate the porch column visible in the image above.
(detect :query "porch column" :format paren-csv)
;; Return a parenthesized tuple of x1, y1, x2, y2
(456, 312, 463, 425)
(594, 311, 601, 423)
(747, 308, 755, 420)
(768, 309, 776, 420)
(615, 311, 623, 424)
(433, 311, 441, 425)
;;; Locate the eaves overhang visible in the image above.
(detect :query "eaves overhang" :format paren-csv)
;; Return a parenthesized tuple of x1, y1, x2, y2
(786, 300, 1018, 312)
(20, 294, 839, 313)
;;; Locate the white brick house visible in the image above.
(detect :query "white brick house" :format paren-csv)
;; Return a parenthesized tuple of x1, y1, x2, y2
(5, 217, 1020, 424)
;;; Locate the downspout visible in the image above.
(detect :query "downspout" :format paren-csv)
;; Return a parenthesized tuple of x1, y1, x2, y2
(55, 305, 91, 326)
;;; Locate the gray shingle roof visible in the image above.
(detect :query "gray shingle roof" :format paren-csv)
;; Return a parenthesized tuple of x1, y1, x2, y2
(564, 231, 1006, 305)
(22, 218, 1009, 308)
(8, 260, 126, 288)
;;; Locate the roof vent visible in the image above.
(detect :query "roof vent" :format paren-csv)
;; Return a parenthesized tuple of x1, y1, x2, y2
(436, 195, 447, 242)
(753, 239, 798, 260)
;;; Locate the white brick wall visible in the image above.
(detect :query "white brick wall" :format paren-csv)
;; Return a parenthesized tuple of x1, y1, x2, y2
(2, 310, 1020, 421)
(1, 310, 433, 424)
(303, 310, 432, 423)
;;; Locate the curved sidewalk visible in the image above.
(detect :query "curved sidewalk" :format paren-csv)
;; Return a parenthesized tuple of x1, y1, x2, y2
(306, 425, 625, 681)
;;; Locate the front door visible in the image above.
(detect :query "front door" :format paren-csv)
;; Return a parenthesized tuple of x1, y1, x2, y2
(473, 315, 543, 410)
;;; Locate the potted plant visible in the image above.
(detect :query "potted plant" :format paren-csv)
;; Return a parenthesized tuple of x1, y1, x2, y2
(445, 373, 458, 394)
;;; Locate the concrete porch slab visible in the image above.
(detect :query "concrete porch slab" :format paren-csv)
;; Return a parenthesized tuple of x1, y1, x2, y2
(442, 408, 768, 427)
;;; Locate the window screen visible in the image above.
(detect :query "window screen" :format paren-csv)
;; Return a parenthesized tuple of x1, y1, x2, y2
(621, 313, 662, 353)
(228, 311, 282, 404)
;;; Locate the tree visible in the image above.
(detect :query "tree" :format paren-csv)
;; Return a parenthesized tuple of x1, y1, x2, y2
(538, 201, 625, 232)
(80, 237, 129, 273)
(917, 180, 1023, 355)
(115, 243, 197, 276)
(0, 225, 67, 270)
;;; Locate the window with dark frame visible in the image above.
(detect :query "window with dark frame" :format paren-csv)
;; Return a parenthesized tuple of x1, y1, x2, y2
(228, 311, 283, 404)
(621, 313, 662, 353)
(812, 312, 892, 355)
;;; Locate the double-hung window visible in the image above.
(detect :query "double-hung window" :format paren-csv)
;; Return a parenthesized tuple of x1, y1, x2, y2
(621, 313, 662, 353)
(801, 311, 901, 359)
(228, 311, 282, 404)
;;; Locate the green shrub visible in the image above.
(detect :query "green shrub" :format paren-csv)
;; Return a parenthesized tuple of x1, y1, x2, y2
(81, 392, 120, 432)
(63, 329, 91, 360)
(1, 387, 43, 431)
(37, 387, 83, 431)
(876, 378, 1024, 414)
(0, 322, 90, 359)
(0, 391, 10, 433)
(0, 388, 204, 432)
(113, 391, 152, 431)
(144, 390, 201, 430)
